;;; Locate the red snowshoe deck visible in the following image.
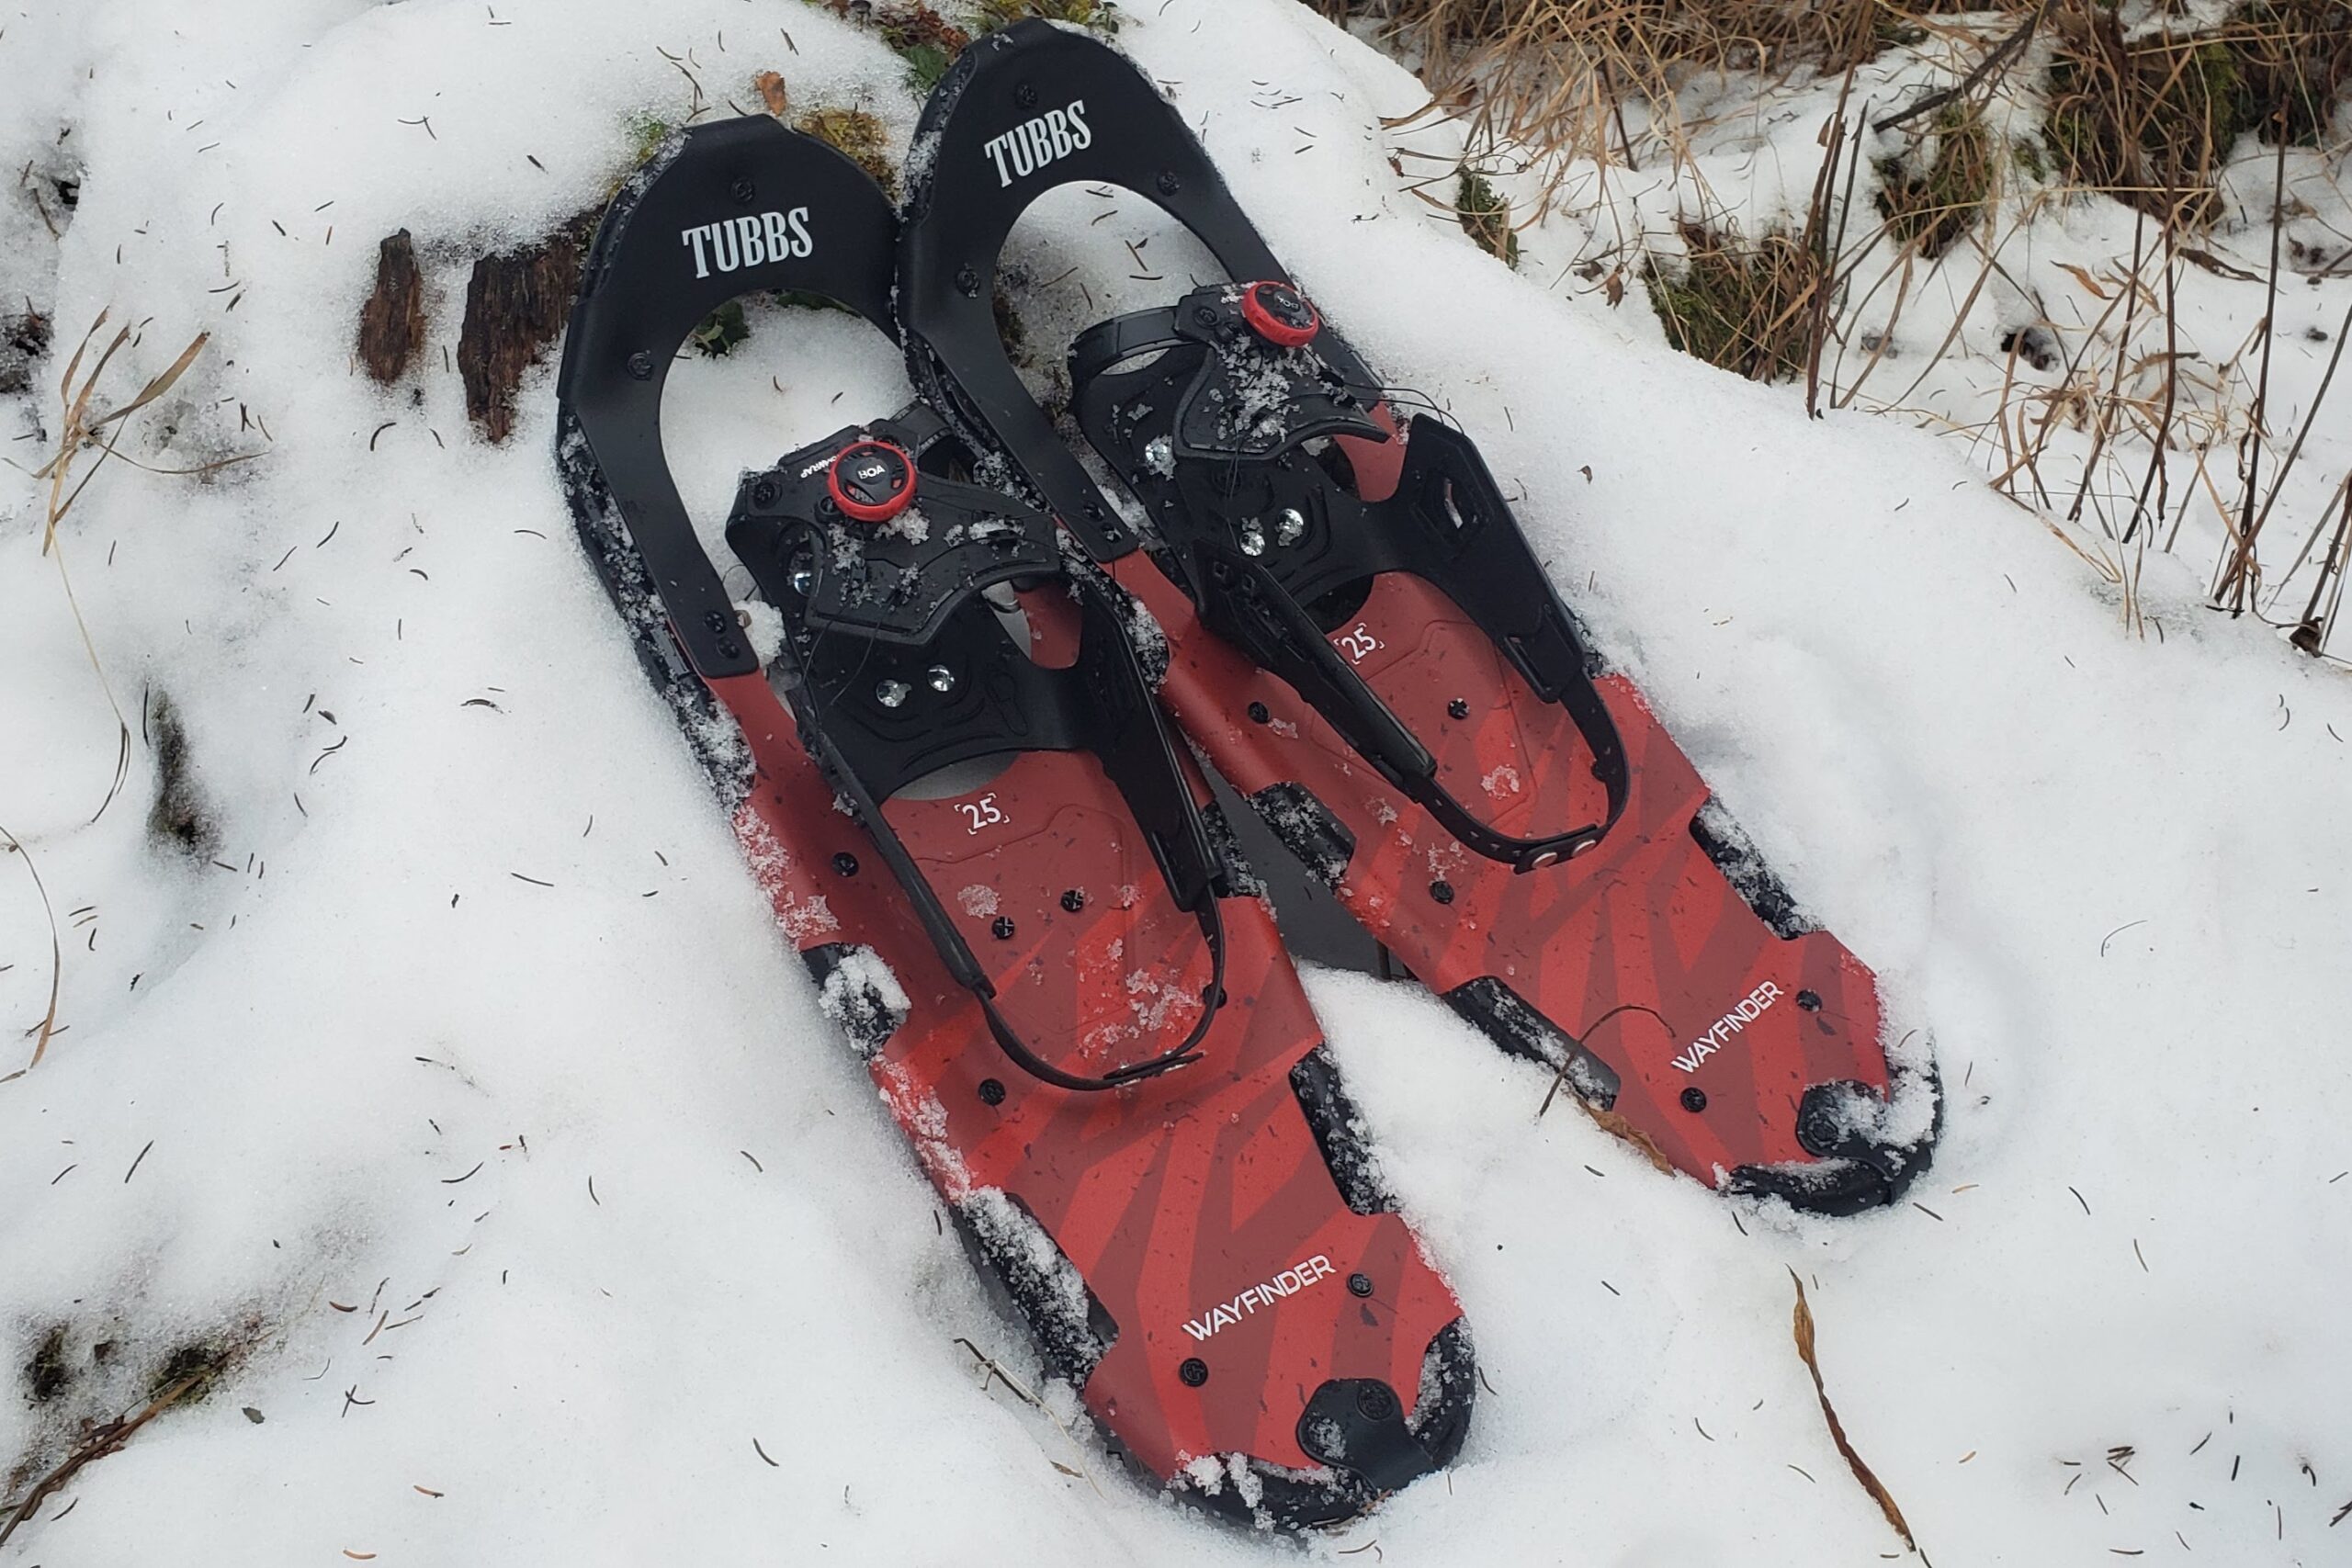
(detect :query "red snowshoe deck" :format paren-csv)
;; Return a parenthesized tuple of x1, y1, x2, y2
(896, 20, 1937, 1213)
(1114, 562, 1897, 1188)
(707, 668, 1470, 1510)
(554, 114, 1472, 1528)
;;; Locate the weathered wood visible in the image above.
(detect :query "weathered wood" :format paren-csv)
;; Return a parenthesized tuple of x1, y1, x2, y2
(456, 215, 591, 444)
(356, 230, 425, 384)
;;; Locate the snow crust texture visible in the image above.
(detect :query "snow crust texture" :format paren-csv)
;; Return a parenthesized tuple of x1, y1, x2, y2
(3, 1, 2349, 1563)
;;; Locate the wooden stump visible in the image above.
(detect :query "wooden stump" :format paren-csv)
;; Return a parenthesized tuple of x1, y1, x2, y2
(456, 214, 592, 444)
(356, 230, 426, 384)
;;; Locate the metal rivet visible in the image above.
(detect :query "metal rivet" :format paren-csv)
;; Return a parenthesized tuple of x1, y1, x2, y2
(1014, 82, 1038, 109)
(1247, 702, 1270, 724)
(1430, 879, 1454, 905)
(1239, 525, 1266, 558)
(1060, 889, 1085, 913)
(730, 175, 756, 204)
(956, 264, 981, 298)
(1347, 1272, 1374, 1298)
(1355, 1383, 1396, 1420)
(789, 567, 815, 595)
(990, 915, 1016, 940)
(1157, 171, 1181, 196)
(1179, 1358, 1208, 1387)
(750, 479, 778, 508)
(1448, 698, 1470, 719)
(927, 664, 956, 694)
(1796, 989, 1823, 1011)
(876, 679, 911, 709)
(978, 1077, 1006, 1106)
(626, 350, 655, 380)
(832, 852, 859, 876)
(1274, 507, 1306, 546)
(1680, 1087, 1708, 1112)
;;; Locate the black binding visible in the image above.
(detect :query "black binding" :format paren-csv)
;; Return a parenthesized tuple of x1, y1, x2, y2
(1072, 288, 1630, 869)
(899, 19, 1386, 560)
(557, 118, 1223, 1091)
(898, 25, 1627, 870)
(727, 411, 1227, 1092)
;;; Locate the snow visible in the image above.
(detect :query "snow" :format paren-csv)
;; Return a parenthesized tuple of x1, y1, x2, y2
(3, 0, 2349, 1563)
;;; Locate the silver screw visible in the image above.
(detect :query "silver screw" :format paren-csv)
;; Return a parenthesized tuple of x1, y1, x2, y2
(789, 567, 815, 595)
(876, 679, 911, 709)
(926, 664, 956, 694)
(1275, 507, 1306, 546)
(1143, 434, 1173, 474)
(1239, 525, 1267, 558)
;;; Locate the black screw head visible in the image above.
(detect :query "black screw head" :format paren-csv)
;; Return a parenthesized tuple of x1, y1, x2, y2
(716, 637, 742, 660)
(1680, 1086, 1708, 1112)
(1347, 1272, 1374, 1298)
(626, 350, 655, 380)
(1082, 502, 1104, 521)
(1247, 701, 1270, 725)
(990, 915, 1017, 941)
(1193, 303, 1219, 328)
(1157, 170, 1182, 196)
(1430, 879, 1455, 905)
(955, 264, 982, 298)
(729, 175, 756, 204)
(1796, 988, 1823, 1011)
(1448, 697, 1470, 719)
(750, 478, 779, 509)
(1014, 81, 1038, 109)
(1179, 1357, 1208, 1387)
(978, 1077, 1006, 1106)
(831, 852, 859, 876)
(1060, 889, 1085, 913)
(1355, 1383, 1396, 1420)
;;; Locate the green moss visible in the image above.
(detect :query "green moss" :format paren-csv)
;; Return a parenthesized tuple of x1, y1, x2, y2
(689, 299, 750, 357)
(794, 107, 899, 200)
(623, 111, 672, 167)
(1874, 103, 1992, 258)
(968, 0, 1119, 36)
(1455, 169, 1520, 269)
(1645, 228, 1819, 383)
(2043, 18, 2258, 224)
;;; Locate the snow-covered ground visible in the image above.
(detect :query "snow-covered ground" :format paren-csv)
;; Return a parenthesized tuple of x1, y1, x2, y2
(3, 2, 2348, 1563)
(1469, 7, 2352, 662)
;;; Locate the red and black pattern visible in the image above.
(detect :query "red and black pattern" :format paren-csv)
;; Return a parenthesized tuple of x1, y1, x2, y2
(1116, 560, 1927, 1207)
(552, 113, 1473, 1528)
(895, 21, 1936, 1212)
(703, 654, 1471, 1519)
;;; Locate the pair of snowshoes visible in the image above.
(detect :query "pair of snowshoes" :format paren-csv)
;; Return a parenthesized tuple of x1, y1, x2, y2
(554, 19, 1934, 1531)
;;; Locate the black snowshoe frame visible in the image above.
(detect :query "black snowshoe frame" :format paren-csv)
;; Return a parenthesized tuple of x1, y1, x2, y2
(898, 21, 1628, 871)
(558, 117, 1224, 1091)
